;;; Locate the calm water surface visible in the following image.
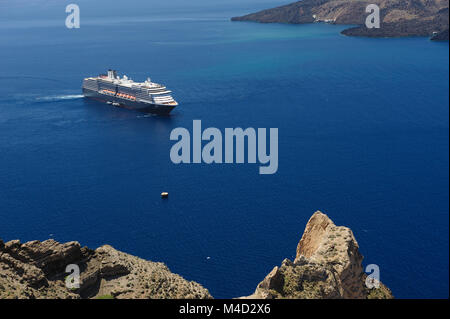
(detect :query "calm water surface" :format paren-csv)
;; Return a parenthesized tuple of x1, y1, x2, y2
(0, 0, 448, 298)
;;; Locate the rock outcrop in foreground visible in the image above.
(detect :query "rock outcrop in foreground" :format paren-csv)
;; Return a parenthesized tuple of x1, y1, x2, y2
(231, 0, 449, 40)
(0, 239, 211, 299)
(0, 211, 392, 299)
(242, 211, 393, 299)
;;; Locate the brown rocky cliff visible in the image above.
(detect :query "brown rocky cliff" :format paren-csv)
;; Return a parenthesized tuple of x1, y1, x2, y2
(0, 239, 211, 299)
(231, 0, 449, 40)
(242, 211, 393, 299)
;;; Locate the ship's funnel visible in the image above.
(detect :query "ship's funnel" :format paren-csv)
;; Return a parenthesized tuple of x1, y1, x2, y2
(107, 69, 118, 79)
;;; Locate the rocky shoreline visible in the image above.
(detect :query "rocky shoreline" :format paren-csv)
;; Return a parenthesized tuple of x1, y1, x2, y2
(0, 211, 392, 299)
(231, 0, 449, 41)
(0, 239, 212, 299)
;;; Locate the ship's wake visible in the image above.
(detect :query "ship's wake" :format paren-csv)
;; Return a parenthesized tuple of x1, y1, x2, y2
(35, 94, 84, 102)
(0, 94, 85, 106)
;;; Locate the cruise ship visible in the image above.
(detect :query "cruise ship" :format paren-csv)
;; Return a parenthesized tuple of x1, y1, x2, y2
(82, 70, 178, 114)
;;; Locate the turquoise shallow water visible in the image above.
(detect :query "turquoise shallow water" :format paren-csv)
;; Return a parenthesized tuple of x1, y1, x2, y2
(0, 0, 448, 298)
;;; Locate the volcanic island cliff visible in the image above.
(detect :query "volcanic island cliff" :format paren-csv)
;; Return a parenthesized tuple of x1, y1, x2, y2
(0, 211, 392, 299)
(231, 0, 449, 40)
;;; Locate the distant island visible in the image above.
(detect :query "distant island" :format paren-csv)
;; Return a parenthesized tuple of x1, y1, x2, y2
(231, 0, 449, 41)
(0, 212, 392, 299)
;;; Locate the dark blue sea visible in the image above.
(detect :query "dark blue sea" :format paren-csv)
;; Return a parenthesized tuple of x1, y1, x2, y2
(0, 0, 448, 298)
